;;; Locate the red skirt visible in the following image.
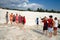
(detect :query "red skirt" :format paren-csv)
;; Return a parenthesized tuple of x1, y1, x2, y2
(54, 27, 57, 30)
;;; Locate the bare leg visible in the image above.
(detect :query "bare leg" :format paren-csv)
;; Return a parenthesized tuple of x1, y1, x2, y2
(43, 30, 45, 34)
(37, 24, 39, 29)
(49, 32, 52, 38)
(45, 30, 48, 35)
(22, 24, 26, 32)
(54, 30, 57, 36)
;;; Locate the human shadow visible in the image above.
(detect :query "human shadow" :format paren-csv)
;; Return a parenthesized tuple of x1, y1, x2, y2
(32, 29, 44, 35)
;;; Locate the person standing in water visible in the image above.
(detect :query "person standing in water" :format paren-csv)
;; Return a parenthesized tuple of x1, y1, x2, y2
(53, 17, 58, 36)
(6, 12, 8, 24)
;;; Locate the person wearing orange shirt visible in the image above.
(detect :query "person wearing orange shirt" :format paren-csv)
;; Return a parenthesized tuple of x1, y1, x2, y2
(10, 13, 13, 24)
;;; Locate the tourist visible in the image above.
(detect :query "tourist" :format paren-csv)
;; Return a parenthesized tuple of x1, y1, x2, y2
(22, 16, 26, 25)
(6, 12, 8, 24)
(18, 15, 22, 23)
(36, 17, 39, 29)
(15, 14, 19, 24)
(10, 13, 13, 24)
(47, 15, 54, 38)
(42, 16, 48, 35)
(53, 17, 58, 36)
(13, 14, 16, 22)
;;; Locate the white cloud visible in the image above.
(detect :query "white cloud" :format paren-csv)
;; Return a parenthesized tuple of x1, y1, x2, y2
(0, 0, 44, 10)
(17, 3, 43, 10)
(26, 3, 43, 10)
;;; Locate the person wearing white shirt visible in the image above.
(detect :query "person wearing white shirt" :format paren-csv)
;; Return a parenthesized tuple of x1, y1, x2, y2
(53, 17, 58, 36)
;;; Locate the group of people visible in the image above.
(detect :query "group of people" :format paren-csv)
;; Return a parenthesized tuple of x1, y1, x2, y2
(36, 15, 60, 38)
(6, 12, 26, 25)
(6, 11, 60, 38)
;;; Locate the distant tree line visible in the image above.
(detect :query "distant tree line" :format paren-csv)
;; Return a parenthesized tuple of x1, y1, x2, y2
(0, 7, 60, 13)
(27, 8, 60, 13)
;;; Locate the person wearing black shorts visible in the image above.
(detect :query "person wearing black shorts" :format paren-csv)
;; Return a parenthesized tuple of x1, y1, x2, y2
(43, 23, 48, 31)
(13, 14, 15, 22)
(42, 16, 48, 35)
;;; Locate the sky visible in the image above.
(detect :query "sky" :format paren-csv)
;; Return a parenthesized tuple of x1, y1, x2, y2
(0, 0, 60, 10)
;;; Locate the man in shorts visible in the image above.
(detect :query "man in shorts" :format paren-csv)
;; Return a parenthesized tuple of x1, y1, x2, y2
(47, 15, 54, 38)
